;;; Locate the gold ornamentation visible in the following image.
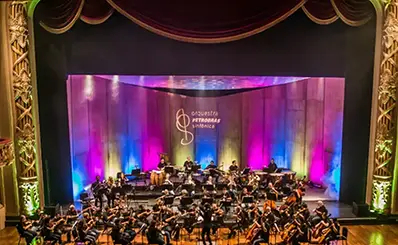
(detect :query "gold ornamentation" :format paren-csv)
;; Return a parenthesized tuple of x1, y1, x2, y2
(8, 1, 40, 213)
(19, 182, 39, 216)
(371, 0, 398, 213)
(0, 139, 14, 167)
(372, 179, 391, 213)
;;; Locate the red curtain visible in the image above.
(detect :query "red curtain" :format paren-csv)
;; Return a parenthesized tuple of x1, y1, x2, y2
(36, 0, 374, 42)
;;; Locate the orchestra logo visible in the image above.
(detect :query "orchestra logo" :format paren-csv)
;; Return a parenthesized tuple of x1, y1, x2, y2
(176, 109, 194, 145)
(175, 108, 221, 145)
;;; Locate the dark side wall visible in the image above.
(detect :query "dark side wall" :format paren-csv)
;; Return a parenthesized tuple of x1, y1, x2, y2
(33, 10, 375, 205)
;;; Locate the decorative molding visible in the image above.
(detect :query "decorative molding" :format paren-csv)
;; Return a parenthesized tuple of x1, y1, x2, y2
(8, 1, 40, 215)
(370, 0, 398, 214)
(0, 138, 14, 168)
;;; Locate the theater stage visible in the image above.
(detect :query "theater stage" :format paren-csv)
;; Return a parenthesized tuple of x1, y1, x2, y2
(68, 75, 345, 205)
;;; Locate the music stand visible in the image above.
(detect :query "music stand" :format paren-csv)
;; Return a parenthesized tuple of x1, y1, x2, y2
(162, 184, 173, 191)
(202, 184, 215, 192)
(220, 200, 232, 209)
(267, 192, 277, 201)
(201, 197, 213, 205)
(192, 164, 201, 173)
(164, 196, 174, 206)
(217, 183, 228, 190)
(180, 197, 193, 206)
(182, 184, 194, 193)
(242, 168, 250, 175)
(242, 195, 254, 204)
(165, 166, 174, 175)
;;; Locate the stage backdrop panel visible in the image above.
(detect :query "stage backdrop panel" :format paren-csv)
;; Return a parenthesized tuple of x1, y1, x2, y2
(67, 75, 344, 200)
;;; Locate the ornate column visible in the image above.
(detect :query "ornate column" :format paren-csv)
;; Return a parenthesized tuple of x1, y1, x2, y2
(6, 1, 43, 216)
(368, 0, 398, 214)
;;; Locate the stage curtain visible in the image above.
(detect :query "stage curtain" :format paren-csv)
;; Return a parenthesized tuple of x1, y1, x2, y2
(37, 0, 85, 34)
(302, 0, 339, 25)
(80, 0, 114, 25)
(37, 0, 374, 41)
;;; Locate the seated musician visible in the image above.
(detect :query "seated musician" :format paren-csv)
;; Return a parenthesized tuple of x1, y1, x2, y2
(229, 160, 239, 172)
(76, 220, 97, 245)
(228, 184, 238, 202)
(163, 173, 174, 188)
(111, 218, 136, 245)
(268, 158, 278, 173)
(205, 160, 217, 169)
(42, 216, 62, 245)
(184, 156, 194, 173)
(240, 187, 251, 203)
(211, 203, 224, 235)
(206, 160, 221, 183)
(203, 176, 216, 195)
(327, 218, 341, 241)
(251, 212, 270, 245)
(147, 220, 170, 245)
(228, 206, 248, 238)
(19, 215, 38, 244)
(311, 201, 329, 225)
(158, 158, 166, 170)
(82, 212, 101, 238)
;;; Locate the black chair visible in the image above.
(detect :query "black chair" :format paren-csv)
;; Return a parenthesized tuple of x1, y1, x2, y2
(339, 227, 348, 245)
(16, 224, 27, 245)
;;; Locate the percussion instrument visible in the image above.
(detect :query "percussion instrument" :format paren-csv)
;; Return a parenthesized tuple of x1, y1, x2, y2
(150, 170, 165, 186)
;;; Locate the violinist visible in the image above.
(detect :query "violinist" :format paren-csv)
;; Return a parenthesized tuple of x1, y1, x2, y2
(240, 187, 251, 202)
(111, 218, 136, 245)
(211, 203, 224, 236)
(312, 201, 328, 225)
(19, 215, 38, 245)
(227, 206, 248, 239)
(42, 216, 62, 245)
(147, 220, 170, 245)
(82, 212, 100, 238)
(76, 219, 97, 245)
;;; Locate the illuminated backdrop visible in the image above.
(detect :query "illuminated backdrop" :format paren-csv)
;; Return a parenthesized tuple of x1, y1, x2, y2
(67, 75, 344, 200)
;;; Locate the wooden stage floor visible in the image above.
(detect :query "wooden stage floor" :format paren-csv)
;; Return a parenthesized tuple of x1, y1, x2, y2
(1, 225, 398, 245)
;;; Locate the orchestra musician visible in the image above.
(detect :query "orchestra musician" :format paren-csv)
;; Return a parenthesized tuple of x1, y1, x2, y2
(211, 203, 224, 235)
(268, 158, 278, 173)
(146, 220, 170, 245)
(106, 176, 116, 208)
(158, 158, 167, 170)
(184, 156, 194, 173)
(118, 172, 128, 186)
(42, 216, 63, 245)
(91, 175, 105, 209)
(19, 215, 39, 245)
(311, 201, 329, 225)
(229, 160, 239, 172)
